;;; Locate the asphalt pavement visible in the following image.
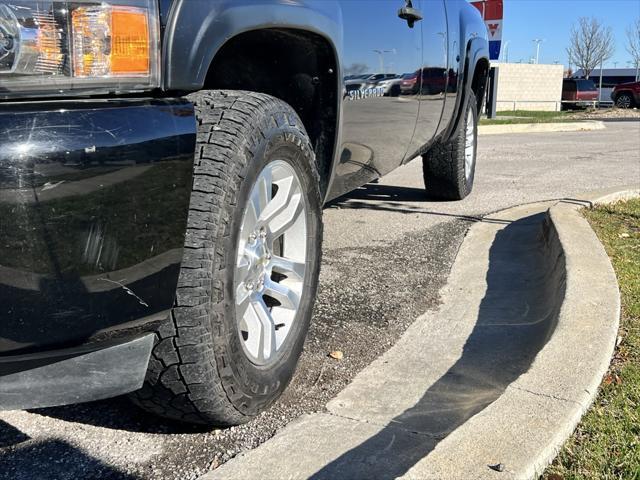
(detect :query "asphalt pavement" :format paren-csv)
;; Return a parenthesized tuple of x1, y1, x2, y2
(0, 122, 638, 480)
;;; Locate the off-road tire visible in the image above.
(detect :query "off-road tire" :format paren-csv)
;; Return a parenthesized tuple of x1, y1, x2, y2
(422, 91, 478, 200)
(130, 90, 323, 425)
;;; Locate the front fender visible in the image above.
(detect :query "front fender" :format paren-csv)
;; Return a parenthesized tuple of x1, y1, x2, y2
(163, 0, 343, 91)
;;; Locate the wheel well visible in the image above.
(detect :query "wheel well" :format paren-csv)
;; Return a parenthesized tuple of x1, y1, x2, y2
(471, 58, 490, 112)
(203, 29, 338, 196)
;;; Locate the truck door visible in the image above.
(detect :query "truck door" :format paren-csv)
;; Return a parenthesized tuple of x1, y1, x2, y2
(326, 0, 423, 200)
(407, 0, 448, 159)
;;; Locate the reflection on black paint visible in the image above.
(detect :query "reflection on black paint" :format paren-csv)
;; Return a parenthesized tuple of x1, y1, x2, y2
(331, 0, 450, 201)
(0, 100, 196, 355)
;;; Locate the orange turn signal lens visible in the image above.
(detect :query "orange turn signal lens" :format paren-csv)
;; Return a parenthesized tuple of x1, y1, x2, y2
(111, 9, 150, 75)
(72, 6, 150, 78)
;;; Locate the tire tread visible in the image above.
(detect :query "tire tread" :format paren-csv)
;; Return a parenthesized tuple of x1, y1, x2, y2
(130, 90, 319, 425)
(422, 92, 477, 200)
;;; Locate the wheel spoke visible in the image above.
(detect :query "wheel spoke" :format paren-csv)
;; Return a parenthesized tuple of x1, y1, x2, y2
(233, 160, 308, 365)
(236, 256, 250, 282)
(250, 167, 273, 223)
(235, 281, 252, 309)
(250, 297, 277, 362)
(259, 176, 304, 239)
(243, 196, 259, 235)
(263, 278, 300, 310)
(270, 255, 305, 281)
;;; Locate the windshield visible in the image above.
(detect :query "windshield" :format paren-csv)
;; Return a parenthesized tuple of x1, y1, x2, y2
(576, 80, 597, 91)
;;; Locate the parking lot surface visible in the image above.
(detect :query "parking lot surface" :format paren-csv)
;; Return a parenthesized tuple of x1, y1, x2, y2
(1, 122, 639, 480)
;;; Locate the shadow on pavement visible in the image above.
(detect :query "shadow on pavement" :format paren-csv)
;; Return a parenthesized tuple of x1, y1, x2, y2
(309, 212, 566, 479)
(0, 420, 30, 449)
(328, 183, 512, 224)
(338, 183, 438, 203)
(0, 437, 139, 480)
(28, 396, 211, 435)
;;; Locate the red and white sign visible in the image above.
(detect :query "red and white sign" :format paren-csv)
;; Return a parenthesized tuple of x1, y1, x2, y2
(486, 20, 502, 39)
(470, 0, 504, 60)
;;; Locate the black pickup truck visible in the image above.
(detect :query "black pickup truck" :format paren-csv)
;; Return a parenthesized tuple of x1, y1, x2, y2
(0, 0, 489, 425)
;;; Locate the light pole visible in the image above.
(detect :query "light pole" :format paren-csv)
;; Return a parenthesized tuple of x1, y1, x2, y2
(372, 49, 394, 73)
(598, 57, 604, 105)
(533, 39, 544, 64)
(502, 40, 511, 63)
(626, 61, 638, 81)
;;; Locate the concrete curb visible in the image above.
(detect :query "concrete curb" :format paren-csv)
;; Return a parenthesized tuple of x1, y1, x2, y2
(506, 188, 637, 478)
(203, 189, 637, 480)
(479, 120, 605, 135)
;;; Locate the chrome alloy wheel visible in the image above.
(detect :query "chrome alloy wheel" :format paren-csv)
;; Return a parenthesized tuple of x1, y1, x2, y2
(464, 108, 476, 182)
(234, 160, 307, 366)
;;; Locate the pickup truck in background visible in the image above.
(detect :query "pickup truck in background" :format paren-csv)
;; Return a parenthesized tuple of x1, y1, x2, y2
(611, 81, 640, 108)
(0, 0, 489, 425)
(561, 78, 599, 109)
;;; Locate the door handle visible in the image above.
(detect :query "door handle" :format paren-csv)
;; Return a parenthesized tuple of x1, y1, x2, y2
(398, 1, 423, 28)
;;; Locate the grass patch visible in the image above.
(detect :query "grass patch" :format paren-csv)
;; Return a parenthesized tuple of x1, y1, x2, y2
(480, 110, 575, 126)
(496, 110, 571, 118)
(545, 198, 640, 480)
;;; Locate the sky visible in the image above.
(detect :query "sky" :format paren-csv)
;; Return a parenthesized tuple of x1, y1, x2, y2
(502, 0, 640, 68)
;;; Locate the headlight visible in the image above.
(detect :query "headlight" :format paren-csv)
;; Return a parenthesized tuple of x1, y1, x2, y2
(0, 0, 159, 99)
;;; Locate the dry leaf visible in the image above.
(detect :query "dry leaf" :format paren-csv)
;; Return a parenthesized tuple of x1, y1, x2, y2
(329, 350, 344, 360)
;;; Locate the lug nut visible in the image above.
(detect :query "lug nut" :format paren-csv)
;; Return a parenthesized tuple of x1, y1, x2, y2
(259, 229, 267, 239)
(248, 233, 257, 244)
(245, 282, 254, 291)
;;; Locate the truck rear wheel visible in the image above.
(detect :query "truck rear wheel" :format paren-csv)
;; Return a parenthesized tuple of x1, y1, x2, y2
(130, 90, 323, 425)
(422, 91, 478, 200)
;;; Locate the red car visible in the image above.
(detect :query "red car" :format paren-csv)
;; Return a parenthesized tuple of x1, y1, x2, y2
(400, 68, 448, 95)
(400, 71, 420, 94)
(611, 81, 640, 108)
(562, 78, 598, 109)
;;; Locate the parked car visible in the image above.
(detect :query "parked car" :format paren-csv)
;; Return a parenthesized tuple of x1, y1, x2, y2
(611, 81, 640, 108)
(363, 73, 398, 86)
(0, 0, 489, 426)
(400, 71, 420, 94)
(420, 67, 448, 95)
(344, 74, 371, 81)
(400, 67, 449, 96)
(377, 73, 413, 96)
(562, 78, 598, 109)
(344, 73, 397, 95)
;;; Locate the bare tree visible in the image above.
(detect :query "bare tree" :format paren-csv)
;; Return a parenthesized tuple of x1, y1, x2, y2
(344, 63, 368, 76)
(566, 17, 615, 78)
(626, 18, 640, 69)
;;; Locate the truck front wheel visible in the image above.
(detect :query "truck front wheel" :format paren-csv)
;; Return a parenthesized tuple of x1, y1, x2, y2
(422, 91, 478, 200)
(130, 90, 323, 425)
